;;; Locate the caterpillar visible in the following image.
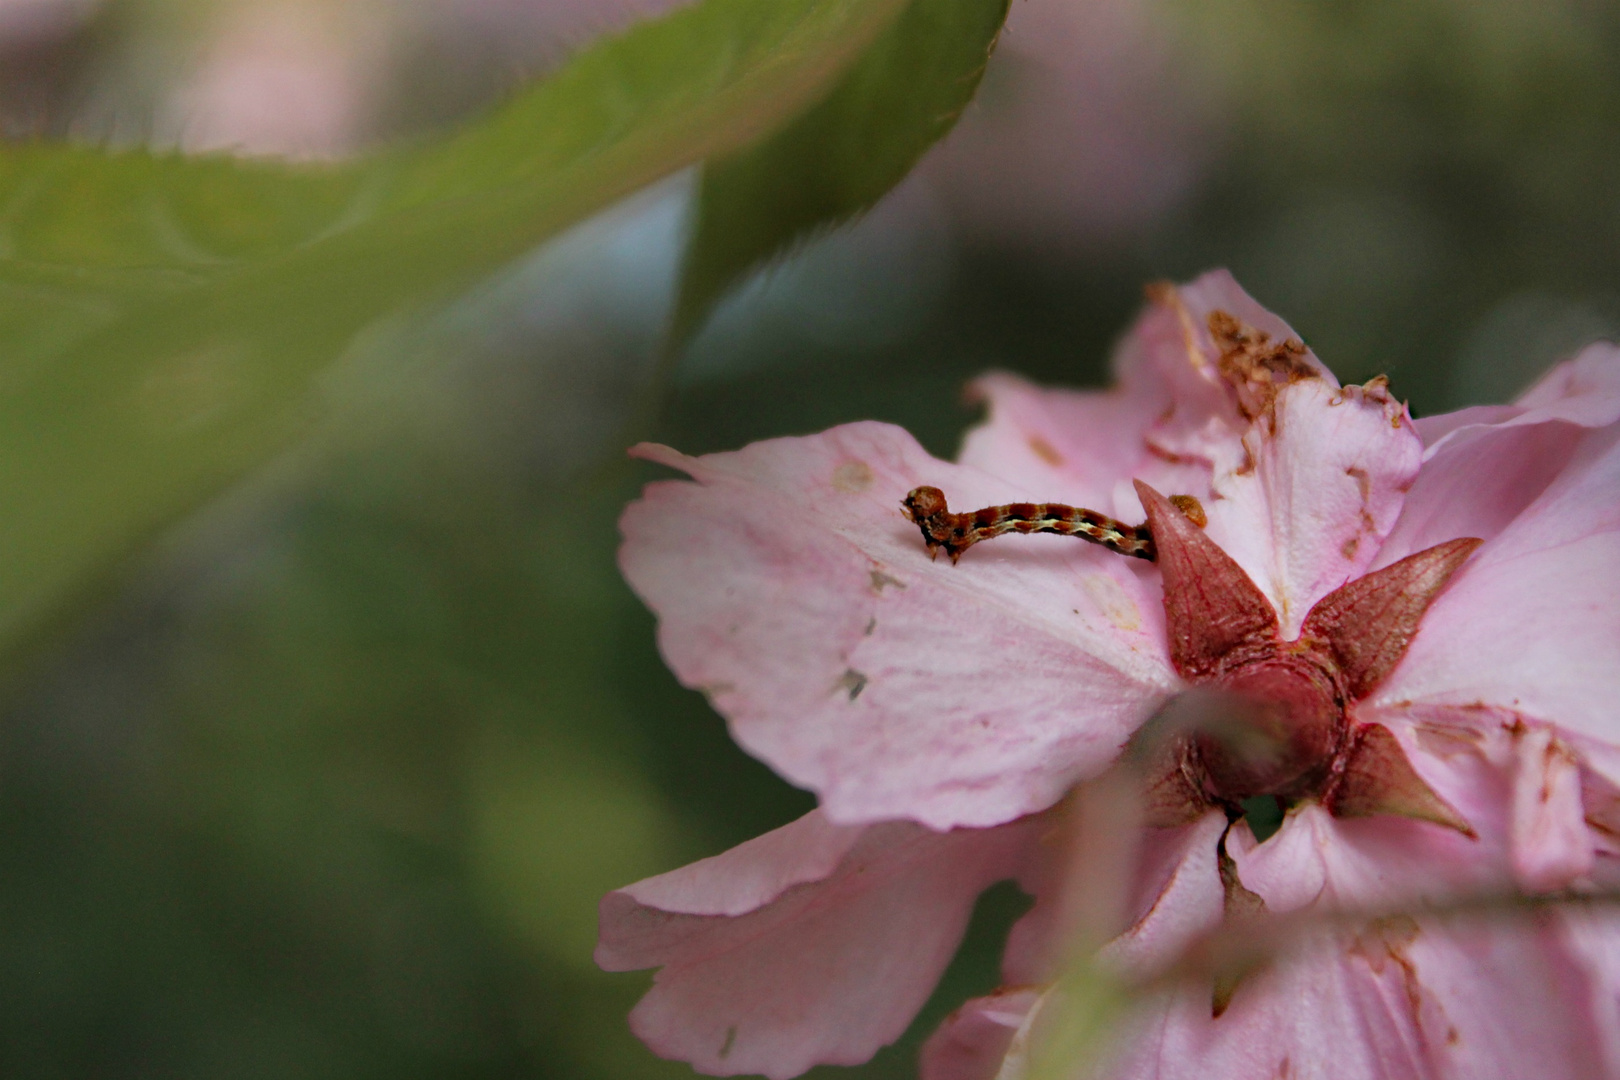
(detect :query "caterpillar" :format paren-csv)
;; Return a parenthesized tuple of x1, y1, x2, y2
(901, 486, 1205, 564)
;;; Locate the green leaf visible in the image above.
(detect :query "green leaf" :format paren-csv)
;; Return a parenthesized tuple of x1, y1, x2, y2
(0, 0, 915, 669)
(670, 0, 1011, 344)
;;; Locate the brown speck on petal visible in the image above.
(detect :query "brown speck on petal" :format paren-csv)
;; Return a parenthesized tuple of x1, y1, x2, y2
(1345, 465, 1372, 501)
(1327, 724, 1474, 836)
(869, 569, 906, 593)
(834, 670, 869, 701)
(1348, 916, 1425, 1018)
(1027, 435, 1064, 466)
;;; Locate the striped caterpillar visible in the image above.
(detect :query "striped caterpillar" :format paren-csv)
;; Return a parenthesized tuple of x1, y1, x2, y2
(901, 486, 1205, 564)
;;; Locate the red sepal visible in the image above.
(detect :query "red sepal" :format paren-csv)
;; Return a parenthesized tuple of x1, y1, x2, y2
(1135, 480, 1278, 680)
(1327, 723, 1474, 836)
(1300, 538, 1482, 700)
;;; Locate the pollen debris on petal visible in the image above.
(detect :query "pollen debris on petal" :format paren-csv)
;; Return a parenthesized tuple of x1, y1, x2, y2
(1169, 494, 1208, 528)
(1079, 573, 1143, 633)
(831, 460, 874, 493)
(1208, 310, 1319, 422)
(1027, 435, 1064, 466)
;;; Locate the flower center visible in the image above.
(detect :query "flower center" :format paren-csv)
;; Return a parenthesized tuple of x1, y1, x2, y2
(1193, 652, 1346, 804)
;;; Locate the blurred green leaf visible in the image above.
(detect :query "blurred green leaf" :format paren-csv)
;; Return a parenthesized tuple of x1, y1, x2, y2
(1026, 965, 1128, 1080)
(671, 0, 1011, 344)
(0, 0, 917, 670)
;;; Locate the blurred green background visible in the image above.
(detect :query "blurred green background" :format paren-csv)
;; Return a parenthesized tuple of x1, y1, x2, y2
(2, 0, 1619, 1076)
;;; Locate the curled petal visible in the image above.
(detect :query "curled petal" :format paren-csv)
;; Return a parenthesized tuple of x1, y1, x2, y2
(1226, 805, 1330, 915)
(921, 987, 1042, 1080)
(1417, 343, 1620, 452)
(1099, 811, 1229, 977)
(598, 808, 862, 922)
(621, 423, 1175, 829)
(1229, 799, 1498, 917)
(1002, 811, 1227, 987)
(598, 813, 1039, 1079)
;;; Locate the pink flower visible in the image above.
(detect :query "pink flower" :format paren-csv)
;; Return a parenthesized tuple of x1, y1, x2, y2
(596, 271, 1620, 1079)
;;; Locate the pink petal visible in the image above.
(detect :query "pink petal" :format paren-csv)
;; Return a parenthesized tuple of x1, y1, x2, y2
(1099, 811, 1229, 977)
(1003, 811, 1228, 986)
(951, 268, 1273, 507)
(1378, 915, 1610, 1078)
(920, 987, 1041, 1080)
(1575, 738, 1620, 883)
(1556, 908, 1620, 1074)
(1203, 378, 1424, 636)
(603, 808, 863, 920)
(1229, 797, 1500, 917)
(1379, 344, 1620, 565)
(620, 422, 1176, 830)
(961, 273, 1422, 636)
(1414, 342, 1620, 452)
(956, 372, 1174, 510)
(1128, 276, 1421, 635)
(598, 813, 1039, 1079)
(1374, 705, 1599, 892)
(1226, 805, 1329, 914)
(1505, 725, 1594, 893)
(1102, 934, 1429, 1080)
(1105, 916, 1611, 1080)
(1516, 342, 1620, 413)
(1369, 423, 1620, 745)
(958, 271, 1324, 524)
(1413, 404, 1522, 448)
